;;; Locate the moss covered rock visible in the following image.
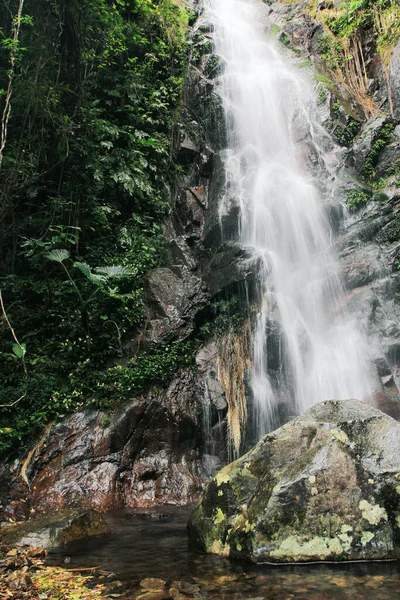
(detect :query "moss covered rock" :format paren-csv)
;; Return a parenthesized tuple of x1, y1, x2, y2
(188, 400, 400, 563)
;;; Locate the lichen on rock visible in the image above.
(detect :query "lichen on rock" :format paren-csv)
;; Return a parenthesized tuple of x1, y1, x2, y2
(188, 399, 400, 563)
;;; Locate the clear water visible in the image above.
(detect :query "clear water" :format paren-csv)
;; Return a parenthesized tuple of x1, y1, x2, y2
(48, 507, 400, 599)
(207, 0, 376, 438)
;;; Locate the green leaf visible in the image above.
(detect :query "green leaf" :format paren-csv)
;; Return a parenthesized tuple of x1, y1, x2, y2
(12, 343, 25, 359)
(46, 249, 70, 263)
(74, 262, 107, 286)
(95, 265, 133, 278)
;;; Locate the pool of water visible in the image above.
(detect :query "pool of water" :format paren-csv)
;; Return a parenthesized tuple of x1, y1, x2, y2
(48, 506, 400, 599)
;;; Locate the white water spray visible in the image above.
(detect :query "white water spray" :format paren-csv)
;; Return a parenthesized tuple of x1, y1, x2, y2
(207, 0, 375, 438)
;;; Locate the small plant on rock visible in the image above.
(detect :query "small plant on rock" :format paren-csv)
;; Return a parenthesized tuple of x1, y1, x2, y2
(346, 189, 369, 211)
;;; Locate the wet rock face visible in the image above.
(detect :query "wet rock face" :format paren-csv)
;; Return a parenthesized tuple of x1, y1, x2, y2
(0, 371, 209, 520)
(390, 40, 400, 120)
(143, 267, 209, 345)
(335, 191, 400, 396)
(140, 10, 236, 348)
(188, 400, 400, 563)
(0, 509, 110, 549)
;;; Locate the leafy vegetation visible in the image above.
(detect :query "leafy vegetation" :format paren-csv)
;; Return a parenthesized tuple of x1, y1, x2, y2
(363, 122, 395, 181)
(0, 0, 190, 455)
(313, 0, 400, 116)
(346, 188, 370, 211)
(332, 118, 361, 147)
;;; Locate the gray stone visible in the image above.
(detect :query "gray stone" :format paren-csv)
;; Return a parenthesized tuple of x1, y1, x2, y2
(390, 40, 400, 120)
(340, 246, 390, 290)
(205, 375, 227, 412)
(0, 509, 110, 549)
(201, 243, 259, 299)
(375, 141, 400, 179)
(323, 202, 343, 235)
(144, 266, 209, 344)
(173, 186, 207, 242)
(188, 400, 400, 563)
(196, 340, 219, 373)
(196, 342, 227, 411)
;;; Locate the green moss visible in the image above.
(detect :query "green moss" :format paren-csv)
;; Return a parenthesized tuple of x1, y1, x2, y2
(317, 34, 344, 70)
(269, 24, 281, 39)
(373, 192, 389, 203)
(215, 466, 235, 486)
(361, 531, 375, 544)
(331, 428, 350, 445)
(299, 59, 312, 69)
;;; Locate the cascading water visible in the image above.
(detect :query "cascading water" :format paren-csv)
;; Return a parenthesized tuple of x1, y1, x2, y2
(207, 0, 376, 440)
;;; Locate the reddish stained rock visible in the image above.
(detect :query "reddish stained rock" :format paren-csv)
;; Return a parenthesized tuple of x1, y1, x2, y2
(363, 389, 400, 421)
(0, 371, 208, 521)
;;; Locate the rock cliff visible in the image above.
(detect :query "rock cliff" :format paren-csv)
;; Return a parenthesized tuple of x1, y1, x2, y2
(1, 0, 400, 521)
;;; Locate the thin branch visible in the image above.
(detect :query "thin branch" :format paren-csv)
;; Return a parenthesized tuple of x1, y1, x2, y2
(0, 289, 28, 407)
(0, 0, 25, 170)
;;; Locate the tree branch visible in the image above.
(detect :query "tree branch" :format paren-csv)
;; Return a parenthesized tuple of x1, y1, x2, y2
(0, 0, 25, 170)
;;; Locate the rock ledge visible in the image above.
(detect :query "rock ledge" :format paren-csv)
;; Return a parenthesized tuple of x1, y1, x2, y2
(0, 509, 110, 549)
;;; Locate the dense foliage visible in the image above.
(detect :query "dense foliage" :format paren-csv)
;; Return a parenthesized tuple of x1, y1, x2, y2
(0, 0, 190, 454)
(314, 0, 400, 117)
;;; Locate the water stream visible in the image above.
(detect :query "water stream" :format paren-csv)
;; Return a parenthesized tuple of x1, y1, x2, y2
(208, 0, 376, 438)
(48, 508, 400, 599)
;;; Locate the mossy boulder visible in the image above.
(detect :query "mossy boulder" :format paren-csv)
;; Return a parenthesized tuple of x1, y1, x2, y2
(188, 400, 400, 563)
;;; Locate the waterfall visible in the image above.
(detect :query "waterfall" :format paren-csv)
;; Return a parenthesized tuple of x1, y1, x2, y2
(207, 0, 376, 440)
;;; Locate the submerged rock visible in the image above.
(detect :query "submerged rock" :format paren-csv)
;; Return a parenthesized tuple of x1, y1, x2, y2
(188, 400, 400, 563)
(0, 509, 110, 549)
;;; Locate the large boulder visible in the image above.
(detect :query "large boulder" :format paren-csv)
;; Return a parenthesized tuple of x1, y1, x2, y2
(188, 400, 400, 563)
